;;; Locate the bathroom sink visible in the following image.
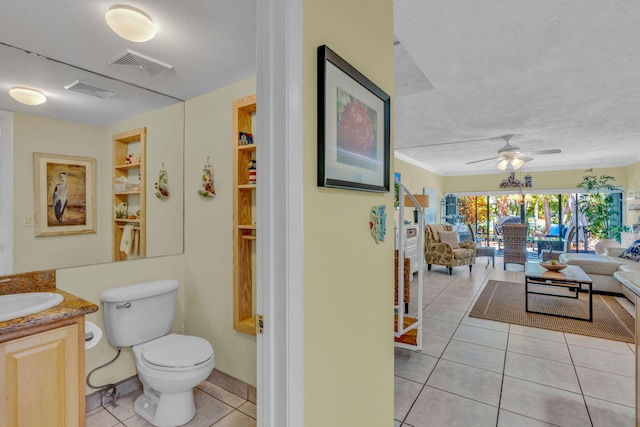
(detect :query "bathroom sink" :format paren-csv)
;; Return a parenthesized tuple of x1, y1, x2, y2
(0, 292, 64, 322)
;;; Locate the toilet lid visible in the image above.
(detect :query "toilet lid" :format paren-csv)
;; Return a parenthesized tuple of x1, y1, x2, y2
(142, 334, 213, 369)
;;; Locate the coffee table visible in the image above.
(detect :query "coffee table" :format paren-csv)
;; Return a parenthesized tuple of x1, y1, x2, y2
(524, 262, 593, 321)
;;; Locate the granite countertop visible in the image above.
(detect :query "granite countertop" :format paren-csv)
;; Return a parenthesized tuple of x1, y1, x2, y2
(614, 270, 640, 298)
(0, 289, 99, 335)
(0, 270, 99, 335)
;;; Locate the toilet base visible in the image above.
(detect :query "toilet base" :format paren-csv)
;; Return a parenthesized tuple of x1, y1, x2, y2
(134, 389, 196, 427)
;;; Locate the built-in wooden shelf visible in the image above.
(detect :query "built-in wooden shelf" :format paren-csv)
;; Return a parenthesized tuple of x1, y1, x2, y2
(112, 127, 146, 262)
(394, 315, 418, 346)
(114, 163, 141, 169)
(232, 95, 257, 336)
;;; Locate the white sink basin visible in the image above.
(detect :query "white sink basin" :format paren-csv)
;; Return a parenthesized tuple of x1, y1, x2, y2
(0, 292, 64, 322)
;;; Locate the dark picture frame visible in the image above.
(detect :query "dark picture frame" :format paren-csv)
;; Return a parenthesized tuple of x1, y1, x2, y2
(317, 45, 390, 192)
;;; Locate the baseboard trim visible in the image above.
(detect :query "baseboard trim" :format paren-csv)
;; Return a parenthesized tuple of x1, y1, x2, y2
(86, 368, 256, 412)
(207, 369, 257, 404)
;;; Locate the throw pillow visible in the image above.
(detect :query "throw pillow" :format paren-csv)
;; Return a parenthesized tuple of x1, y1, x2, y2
(438, 230, 459, 249)
(619, 239, 640, 262)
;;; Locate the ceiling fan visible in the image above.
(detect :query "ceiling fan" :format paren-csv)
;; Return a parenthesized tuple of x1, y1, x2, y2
(465, 134, 562, 170)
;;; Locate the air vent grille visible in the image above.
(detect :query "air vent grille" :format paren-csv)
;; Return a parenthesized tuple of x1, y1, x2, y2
(108, 49, 173, 77)
(64, 80, 117, 98)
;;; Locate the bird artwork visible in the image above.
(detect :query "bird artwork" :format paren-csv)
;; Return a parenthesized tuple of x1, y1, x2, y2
(52, 172, 68, 225)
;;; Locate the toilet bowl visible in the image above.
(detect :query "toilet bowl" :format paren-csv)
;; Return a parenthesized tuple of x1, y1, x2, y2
(132, 334, 214, 426)
(100, 279, 215, 427)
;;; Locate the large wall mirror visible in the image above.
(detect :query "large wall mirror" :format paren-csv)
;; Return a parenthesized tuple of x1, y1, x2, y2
(0, 32, 185, 274)
(0, 1, 256, 275)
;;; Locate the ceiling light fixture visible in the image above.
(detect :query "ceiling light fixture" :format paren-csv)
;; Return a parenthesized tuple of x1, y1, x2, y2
(497, 157, 524, 171)
(9, 86, 47, 105)
(105, 5, 157, 42)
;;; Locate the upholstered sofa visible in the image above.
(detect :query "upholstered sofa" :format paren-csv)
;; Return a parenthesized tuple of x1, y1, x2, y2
(559, 247, 640, 302)
(425, 224, 476, 275)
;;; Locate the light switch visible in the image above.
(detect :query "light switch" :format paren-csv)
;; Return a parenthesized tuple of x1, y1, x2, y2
(23, 212, 34, 227)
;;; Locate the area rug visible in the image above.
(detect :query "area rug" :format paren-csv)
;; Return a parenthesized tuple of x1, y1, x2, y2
(469, 280, 635, 343)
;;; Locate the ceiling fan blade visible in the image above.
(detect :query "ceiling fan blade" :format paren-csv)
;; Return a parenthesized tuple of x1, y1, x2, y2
(524, 149, 562, 155)
(466, 156, 499, 165)
(520, 156, 534, 163)
(396, 135, 507, 150)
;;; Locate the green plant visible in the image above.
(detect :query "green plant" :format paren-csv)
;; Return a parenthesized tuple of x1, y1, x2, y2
(576, 169, 622, 241)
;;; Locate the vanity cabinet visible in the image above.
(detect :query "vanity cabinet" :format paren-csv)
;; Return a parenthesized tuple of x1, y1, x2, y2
(232, 95, 257, 335)
(0, 317, 85, 427)
(113, 128, 146, 261)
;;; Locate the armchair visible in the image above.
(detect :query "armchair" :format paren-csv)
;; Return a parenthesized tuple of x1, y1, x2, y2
(424, 224, 476, 275)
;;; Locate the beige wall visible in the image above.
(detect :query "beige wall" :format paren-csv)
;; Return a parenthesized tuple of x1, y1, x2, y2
(444, 167, 627, 194)
(303, 0, 395, 425)
(183, 78, 257, 385)
(394, 157, 445, 221)
(53, 79, 257, 394)
(13, 114, 107, 272)
(12, 103, 184, 274)
(105, 104, 185, 259)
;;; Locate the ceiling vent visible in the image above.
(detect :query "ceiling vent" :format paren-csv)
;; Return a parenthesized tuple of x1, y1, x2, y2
(108, 49, 173, 77)
(64, 80, 117, 98)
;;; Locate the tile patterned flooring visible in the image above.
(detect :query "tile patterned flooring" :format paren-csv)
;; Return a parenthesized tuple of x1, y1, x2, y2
(86, 380, 256, 427)
(85, 260, 636, 427)
(394, 261, 636, 427)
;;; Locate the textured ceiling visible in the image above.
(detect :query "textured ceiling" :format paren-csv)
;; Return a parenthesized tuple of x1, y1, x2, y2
(2, 0, 638, 169)
(393, 0, 640, 175)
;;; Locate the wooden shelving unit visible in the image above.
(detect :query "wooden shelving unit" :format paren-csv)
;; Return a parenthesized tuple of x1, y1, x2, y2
(112, 127, 146, 262)
(232, 95, 257, 335)
(394, 179, 424, 351)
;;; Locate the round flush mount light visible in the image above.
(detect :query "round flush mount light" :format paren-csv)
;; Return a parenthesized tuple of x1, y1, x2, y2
(9, 86, 47, 106)
(105, 5, 157, 42)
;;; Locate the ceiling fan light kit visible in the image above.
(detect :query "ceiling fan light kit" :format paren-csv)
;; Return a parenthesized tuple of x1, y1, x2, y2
(9, 86, 47, 105)
(462, 134, 562, 171)
(105, 5, 157, 42)
(498, 157, 525, 171)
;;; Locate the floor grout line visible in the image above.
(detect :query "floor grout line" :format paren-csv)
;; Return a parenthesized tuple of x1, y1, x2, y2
(396, 261, 634, 427)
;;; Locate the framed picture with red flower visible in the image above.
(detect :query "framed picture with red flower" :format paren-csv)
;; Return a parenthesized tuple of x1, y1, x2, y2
(317, 45, 390, 192)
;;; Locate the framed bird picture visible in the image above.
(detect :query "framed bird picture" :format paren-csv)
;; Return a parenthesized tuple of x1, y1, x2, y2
(34, 153, 97, 237)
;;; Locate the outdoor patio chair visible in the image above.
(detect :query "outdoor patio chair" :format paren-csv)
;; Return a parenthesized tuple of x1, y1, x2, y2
(502, 223, 529, 270)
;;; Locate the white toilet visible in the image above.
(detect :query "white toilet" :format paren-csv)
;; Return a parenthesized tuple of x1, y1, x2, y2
(100, 279, 214, 427)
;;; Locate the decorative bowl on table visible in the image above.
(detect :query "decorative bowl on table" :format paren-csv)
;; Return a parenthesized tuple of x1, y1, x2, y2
(540, 262, 568, 271)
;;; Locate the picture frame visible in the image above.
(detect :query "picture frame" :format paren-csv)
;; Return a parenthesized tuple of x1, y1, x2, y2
(317, 45, 390, 192)
(33, 152, 97, 237)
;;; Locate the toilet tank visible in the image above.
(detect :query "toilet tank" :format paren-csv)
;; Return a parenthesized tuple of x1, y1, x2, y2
(100, 279, 179, 347)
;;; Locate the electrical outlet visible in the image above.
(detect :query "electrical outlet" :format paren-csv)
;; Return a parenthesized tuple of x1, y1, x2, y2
(23, 212, 34, 227)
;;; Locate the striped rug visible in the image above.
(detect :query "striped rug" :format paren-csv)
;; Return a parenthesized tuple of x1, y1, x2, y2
(469, 280, 635, 343)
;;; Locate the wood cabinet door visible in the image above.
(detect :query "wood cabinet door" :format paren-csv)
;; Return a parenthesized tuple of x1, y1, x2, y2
(0, 324, 80, 427)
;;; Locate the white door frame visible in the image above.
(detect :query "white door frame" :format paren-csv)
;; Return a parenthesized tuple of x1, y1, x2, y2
(0, 110, 13, 275)
(256, 1, 304, 426)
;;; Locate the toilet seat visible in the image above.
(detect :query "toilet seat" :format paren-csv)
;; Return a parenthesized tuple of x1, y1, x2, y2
(141, 334, 214, 371)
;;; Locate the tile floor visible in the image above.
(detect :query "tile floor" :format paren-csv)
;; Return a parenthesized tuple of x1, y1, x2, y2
(85, 259, 635, 427)
(395, 260, 636, 427)
(86, 380, 256, 427)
